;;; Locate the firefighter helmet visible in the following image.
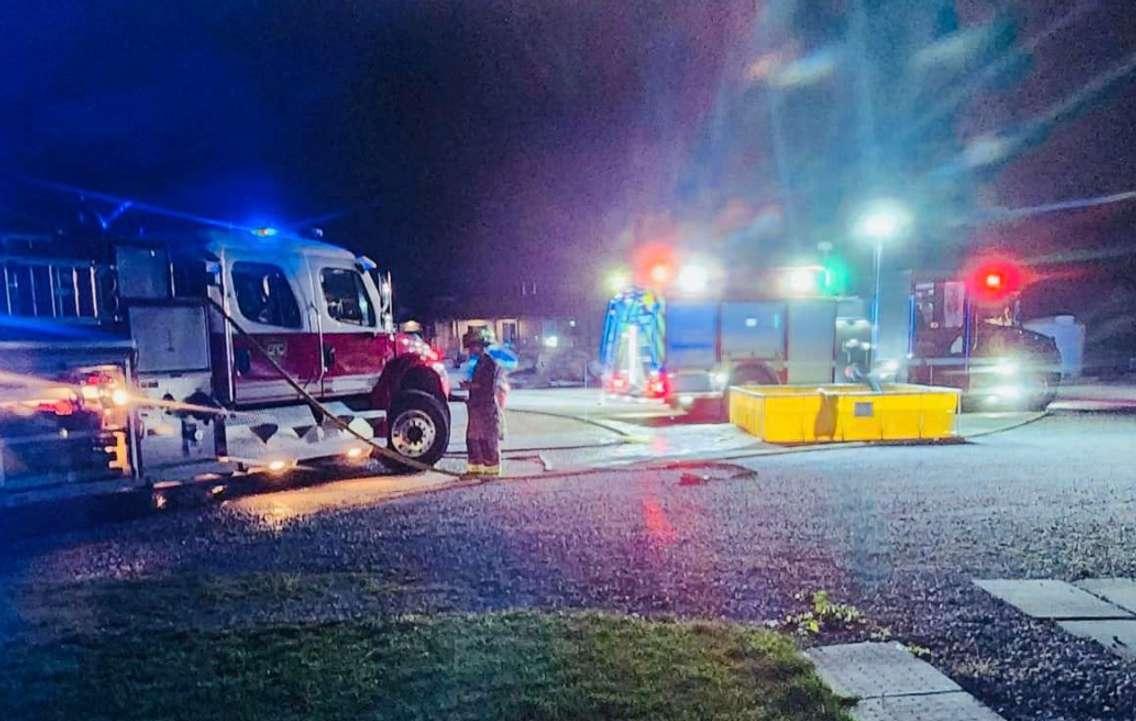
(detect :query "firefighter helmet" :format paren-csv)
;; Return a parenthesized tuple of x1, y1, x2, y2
(462, 327, 494, 349)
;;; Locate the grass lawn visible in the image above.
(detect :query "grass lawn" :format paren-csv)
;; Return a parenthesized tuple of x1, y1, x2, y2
(1, 574, 853, 721)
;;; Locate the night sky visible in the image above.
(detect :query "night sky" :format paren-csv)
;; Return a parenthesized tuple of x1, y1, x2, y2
(3, 1, 1135, 317)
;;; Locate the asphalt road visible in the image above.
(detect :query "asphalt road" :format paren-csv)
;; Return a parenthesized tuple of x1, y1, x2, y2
(2, 410, 1135, 720)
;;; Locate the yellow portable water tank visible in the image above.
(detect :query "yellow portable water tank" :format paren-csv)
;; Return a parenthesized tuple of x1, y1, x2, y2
(728, 384, 960, 444)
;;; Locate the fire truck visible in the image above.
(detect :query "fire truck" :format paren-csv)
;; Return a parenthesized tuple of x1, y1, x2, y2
(873, 260, 1061, 410)
(598, 264, 866, 416)
(0, 229, 451, 503)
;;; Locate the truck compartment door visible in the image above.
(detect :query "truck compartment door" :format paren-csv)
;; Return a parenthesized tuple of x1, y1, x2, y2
(786, 299, 838, 383)
(665, 301, 718, 370)
(129, 302, 221, 474)
(720, 301, 785, 361)
(875, 269, 916, 367)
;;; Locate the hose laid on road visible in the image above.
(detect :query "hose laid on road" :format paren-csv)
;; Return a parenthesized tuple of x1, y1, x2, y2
(205, 301, 1059, 486)
(442, 440, 625, 460)
(505, 407, 639, 439)
(957, 410, 1050, 439)
(612, 410, 1055, 470)
(207, 299, 465, 478)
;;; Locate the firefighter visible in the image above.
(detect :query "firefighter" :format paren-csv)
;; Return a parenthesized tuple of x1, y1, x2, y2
(461, 327, 504, 476)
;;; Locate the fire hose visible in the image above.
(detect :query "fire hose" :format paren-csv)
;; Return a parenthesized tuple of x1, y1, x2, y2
(207, 298, 465, 478)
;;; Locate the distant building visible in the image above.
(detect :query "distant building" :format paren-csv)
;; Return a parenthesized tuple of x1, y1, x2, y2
(432, 314, 582, 360)
(426, 279, 602, 366)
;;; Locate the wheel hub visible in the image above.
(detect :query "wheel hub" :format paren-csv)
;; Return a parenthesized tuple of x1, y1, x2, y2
(390, 409, 436, 457)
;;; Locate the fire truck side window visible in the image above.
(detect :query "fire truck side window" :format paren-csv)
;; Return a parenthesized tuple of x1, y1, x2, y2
(231, 262, 302, 328)
(914, 283, 936, 331)
(320, 268, 376, 327)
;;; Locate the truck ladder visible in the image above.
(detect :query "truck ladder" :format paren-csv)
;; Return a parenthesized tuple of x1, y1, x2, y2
(0, 254, 108, 323)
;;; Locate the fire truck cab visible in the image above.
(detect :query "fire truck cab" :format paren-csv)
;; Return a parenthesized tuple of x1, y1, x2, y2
(0, 229, 451, 502)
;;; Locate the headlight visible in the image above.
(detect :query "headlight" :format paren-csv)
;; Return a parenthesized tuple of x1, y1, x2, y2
(986, 385, 1022, 403)
(712, 371, 729, 387)
(992, 360, 1018, 376)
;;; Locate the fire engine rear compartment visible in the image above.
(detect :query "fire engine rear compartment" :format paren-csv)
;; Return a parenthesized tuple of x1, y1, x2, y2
(0, 338, 137, 494)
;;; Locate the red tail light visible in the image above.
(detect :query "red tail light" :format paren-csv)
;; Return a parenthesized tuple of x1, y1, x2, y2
(75, 367, 131, 427)
(37, 398, 76, 416)
(605, 372, 630, 393)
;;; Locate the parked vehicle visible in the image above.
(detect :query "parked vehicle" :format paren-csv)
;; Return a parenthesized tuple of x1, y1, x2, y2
(0, 229, 451, 504)
(874, 264, 1061, 411)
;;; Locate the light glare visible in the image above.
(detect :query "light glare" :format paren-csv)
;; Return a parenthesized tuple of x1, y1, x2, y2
(676, 263, 711, 294)
(854, 199, 912, 241)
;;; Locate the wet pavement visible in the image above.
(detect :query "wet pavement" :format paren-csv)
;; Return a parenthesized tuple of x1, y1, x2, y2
(220, 393, 1048, 521)
(443, 389, 1045, 475)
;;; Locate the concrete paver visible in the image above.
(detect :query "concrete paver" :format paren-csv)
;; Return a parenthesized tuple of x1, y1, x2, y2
(851, 693, 1007, 721)
(974, 579, 1135, 619)
(806, 643, 1006, 721)
(1075, 578, 1136, 615)
(1058, 620, 1136, 660)
(806, 643, 961, 698)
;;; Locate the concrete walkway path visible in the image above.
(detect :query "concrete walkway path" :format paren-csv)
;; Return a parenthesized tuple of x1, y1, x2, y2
(807, 642, 1006, 720)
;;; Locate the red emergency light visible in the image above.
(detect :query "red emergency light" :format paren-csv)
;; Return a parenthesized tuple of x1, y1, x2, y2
(649, 263, 672, 285)
(632, 243, 677, 289)
(965, 258, 1027, 304)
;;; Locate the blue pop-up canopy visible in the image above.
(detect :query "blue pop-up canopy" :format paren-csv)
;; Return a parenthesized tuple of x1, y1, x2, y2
(461, 344, 519, 380)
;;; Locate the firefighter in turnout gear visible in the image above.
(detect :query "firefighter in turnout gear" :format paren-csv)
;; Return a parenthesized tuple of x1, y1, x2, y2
(461, 327, 504, 476)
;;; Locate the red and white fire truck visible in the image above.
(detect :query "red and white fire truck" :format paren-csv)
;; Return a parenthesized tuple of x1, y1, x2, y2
(874, 259, 1061, 410)
(0, 229, 451, 503)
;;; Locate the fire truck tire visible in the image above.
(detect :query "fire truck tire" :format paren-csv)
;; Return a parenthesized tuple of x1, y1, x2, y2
(385, 390, 450, 472)
(1028, 381, 1058, 412)
(1013, 370, 1056, 412)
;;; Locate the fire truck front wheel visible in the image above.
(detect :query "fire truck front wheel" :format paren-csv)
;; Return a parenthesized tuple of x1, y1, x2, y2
(384, 390, 451, 472)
